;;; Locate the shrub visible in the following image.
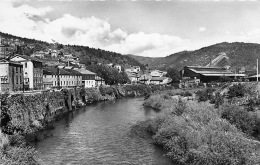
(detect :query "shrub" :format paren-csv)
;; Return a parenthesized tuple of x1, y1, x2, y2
(0, 133, 39, 165)
(196, 88, 215, 102)
(210, 92, 224, 108)
(227, 83, 246, 99)
(220, 104, 257, 135)
(139, 99, 260, 164)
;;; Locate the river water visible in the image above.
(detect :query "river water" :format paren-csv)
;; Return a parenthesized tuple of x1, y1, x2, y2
(34, 98, 176, 165)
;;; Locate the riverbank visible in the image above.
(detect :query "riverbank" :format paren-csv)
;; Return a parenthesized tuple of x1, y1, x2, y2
(0, 84, 173, 164)
(139, 84, 260, 165)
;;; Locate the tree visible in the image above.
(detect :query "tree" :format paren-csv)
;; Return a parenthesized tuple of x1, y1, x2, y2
(166, 67, 181, 83)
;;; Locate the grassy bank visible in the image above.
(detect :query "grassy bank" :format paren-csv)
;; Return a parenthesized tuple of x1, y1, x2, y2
(141, 84, 260, 165)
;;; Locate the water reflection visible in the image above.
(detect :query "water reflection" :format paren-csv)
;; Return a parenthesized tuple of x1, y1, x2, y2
(34, 98, 176, 165)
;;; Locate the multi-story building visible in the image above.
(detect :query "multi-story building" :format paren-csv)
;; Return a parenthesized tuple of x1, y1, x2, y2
(43, 67, 82, 89)
(74, 68, 95, 88)
(0, 60, 24, 92)
(10, 55, 43, 90)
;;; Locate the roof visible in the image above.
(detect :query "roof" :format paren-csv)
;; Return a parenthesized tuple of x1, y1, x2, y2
(64, 69, 81, 75)
(185, 66, 234, 75)
(0, 59, 23, 66)
(151, 77, 168, 81)
(43, 67, 74, 75)
(250, 74, 260, 78)
(201, 73, 246, 77)
(11, 54, 43, 63)
(73, 68, 95, 75)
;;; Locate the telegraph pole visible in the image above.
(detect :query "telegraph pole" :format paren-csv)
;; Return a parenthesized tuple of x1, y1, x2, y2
(257, 59, 259, 82)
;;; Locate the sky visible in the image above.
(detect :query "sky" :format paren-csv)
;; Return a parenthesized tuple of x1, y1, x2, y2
(1, 0, 260, 57)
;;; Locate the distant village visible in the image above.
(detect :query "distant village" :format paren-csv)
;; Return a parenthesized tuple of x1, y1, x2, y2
(0, 36, 172, 92)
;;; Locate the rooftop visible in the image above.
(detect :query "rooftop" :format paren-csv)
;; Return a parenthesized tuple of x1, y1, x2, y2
(73, 68, 96, 75)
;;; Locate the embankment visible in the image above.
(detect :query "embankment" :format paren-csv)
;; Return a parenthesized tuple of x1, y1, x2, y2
(1, 84, 172, 136)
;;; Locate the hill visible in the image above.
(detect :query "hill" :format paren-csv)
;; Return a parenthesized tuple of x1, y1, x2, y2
(128, 42, 260, 71)
(0, 31, 145, 69)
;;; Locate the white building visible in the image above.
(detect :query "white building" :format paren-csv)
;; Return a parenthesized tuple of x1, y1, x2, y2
(114, 64, 122, 72)
(150, 70, 165, 77)
(10, 55, 43, 90)
(74, 68, 96, 88)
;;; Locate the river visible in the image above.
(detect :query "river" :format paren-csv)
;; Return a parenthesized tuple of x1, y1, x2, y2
(34, 97, 176, 165)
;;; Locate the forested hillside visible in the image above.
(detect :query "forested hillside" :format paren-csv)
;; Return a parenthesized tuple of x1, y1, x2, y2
(129, 42, 260, 71)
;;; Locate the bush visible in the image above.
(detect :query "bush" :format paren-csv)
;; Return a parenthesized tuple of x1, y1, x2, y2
(196, 88, 215, 102)
(139, 99, 260, 164)
(227, 83, 246, 99)
(220, 104, 258, 135)
(210, 92, 224, 108)
(0, 133, 39, 165)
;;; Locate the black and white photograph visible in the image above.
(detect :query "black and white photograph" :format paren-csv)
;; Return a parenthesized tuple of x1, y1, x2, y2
(1, 0, 260, 164)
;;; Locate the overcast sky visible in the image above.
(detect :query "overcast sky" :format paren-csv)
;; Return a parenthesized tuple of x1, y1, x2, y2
(1, 0, 260, 57)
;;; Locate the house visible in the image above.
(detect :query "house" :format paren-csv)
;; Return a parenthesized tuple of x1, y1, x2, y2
(0, 44, 8, 59)
(0, 60, 24, 92)
(180, 66, 245, 83)
(51, 50, 58, 58)
(150, 77, 172, 85)
(150, 70, 165, 77)
(114, 64, 122, 72)
(124, 64, 141, 73)
(138, 73, 152, 85)
(43, 67, 82, 89)
(31, 51, 45, 59)
(73, 68, 95, 88)
(95, 75, 105, 87)
(10, 55, 43, 90)
(64, 54, 74, 59)
(126, 71, 139, 84)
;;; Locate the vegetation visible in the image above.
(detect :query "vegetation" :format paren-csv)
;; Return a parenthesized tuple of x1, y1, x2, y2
(196, 88, 216, 102)
(86, 64, 130, 85)
(166, 67, 181, 83)
(142, 100, 260, 164)
(0, 132, 39, 165)
(140, 84, 260, 164)
(129, 42, 260, 71)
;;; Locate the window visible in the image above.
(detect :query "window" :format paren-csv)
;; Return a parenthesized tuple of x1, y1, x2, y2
(20, 67, 22, 73)
(20, 76, 22, 84)
(25, 62, 27, 68)
(15, 67, 18, 73)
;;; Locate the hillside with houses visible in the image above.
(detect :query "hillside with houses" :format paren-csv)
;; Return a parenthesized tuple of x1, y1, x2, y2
(0, 32, 172, 92)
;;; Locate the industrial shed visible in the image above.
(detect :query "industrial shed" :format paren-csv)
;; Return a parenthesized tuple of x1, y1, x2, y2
(180, 66, 245, 83)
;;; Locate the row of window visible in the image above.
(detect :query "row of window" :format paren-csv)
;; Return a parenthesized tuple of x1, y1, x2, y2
(15, 76, 23, 85)
(53, 80, 81, 86)
(14, 67, 23, 74)
(50, 75, 80, 79)
(34, 73, 42, 77)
